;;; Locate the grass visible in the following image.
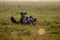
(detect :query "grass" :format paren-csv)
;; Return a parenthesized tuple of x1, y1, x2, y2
(0, 2, 60, 40)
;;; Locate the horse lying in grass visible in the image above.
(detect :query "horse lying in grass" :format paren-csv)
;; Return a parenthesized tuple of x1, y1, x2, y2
(11, 12, 37, 25)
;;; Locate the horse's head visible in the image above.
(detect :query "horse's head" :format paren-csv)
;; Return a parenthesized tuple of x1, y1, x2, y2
(20, 12, 27, 16)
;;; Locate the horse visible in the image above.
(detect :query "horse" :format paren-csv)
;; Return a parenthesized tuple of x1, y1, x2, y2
(10, 12, 37, 25)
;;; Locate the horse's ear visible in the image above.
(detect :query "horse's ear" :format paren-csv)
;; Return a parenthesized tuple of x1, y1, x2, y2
(20, 12, 27, 15)
(20, 12, 22, 15)
(25, 12, 27, 15)
(25, 12, 27, 14)
(20, 12, 24, 16)
(33, 18, 37, 22)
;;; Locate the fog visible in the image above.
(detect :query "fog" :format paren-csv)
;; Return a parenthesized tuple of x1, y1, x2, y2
(0, 0, 60, 2)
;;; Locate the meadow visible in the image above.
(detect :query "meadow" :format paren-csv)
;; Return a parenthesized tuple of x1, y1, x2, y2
(0, 2, 60, 40)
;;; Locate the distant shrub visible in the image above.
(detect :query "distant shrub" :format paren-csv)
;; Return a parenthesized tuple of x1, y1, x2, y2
(50, 25, 60, 29)
(51, 32, 59, 34)
(23, 31, 31, 36)
(1, 22, 9, 25)
(20, 29, 25, 31)
(54, 21, 59, 24)
(4, 26, 9, 30)
(3, 26, 10, 32)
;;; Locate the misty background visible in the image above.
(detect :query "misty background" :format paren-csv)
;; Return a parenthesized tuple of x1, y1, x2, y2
(0, 0, 60, 2)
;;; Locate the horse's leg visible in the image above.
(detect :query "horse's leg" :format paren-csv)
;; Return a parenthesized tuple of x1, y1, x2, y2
(11, 17, 19, 24)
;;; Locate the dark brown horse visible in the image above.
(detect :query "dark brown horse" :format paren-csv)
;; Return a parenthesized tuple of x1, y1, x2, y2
(10, 12, 37, 24)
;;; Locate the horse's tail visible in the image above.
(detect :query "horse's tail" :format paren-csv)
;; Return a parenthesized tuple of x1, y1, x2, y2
(11, 17, 19, 24)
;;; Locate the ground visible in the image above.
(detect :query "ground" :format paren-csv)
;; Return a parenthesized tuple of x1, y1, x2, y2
(0, 2, 60, 40)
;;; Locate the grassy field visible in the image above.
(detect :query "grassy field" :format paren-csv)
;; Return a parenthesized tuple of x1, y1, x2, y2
(0, 2, 60, 40)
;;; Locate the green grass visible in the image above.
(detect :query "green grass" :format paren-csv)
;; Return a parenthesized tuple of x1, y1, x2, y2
(0, 2, 60, 40)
